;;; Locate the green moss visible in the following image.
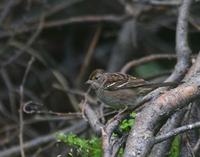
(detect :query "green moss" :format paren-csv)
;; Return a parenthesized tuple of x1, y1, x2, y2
(56, 133, 102, 157)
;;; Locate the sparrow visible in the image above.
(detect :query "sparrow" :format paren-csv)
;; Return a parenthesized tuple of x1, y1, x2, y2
(86, 69, 178, 108)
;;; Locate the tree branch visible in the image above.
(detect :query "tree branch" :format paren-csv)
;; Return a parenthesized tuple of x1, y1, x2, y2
(154, 121, 200, 144)
(166, 0, 192, 82)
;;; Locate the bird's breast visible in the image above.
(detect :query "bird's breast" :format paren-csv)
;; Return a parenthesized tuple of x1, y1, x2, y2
(97, 89, 138, 107)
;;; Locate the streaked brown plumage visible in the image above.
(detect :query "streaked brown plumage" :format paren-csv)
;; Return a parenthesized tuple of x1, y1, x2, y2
(86, 69, 178, 108)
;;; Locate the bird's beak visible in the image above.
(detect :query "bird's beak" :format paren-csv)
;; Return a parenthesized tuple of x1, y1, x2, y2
(85, 80, 92, 84)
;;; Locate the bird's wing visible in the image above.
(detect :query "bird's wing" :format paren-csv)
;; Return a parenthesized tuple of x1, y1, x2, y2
(104, 73, 147, 90)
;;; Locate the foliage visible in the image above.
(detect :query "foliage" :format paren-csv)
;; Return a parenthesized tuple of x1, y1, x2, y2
(56, 113, 136, 157)
(168, 135, 180, 157)
(56, 133, 102, 157)
(119, 112, 136, 132)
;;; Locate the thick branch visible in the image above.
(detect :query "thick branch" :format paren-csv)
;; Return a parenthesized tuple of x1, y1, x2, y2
(102, 114, 127, 157)
(84, 102, 103, 134)
(149, 109, 186, 157)
(124, 74, 200, 157)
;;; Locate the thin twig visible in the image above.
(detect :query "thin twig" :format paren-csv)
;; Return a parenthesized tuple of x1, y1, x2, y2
(0, 0, 17, 25)
(0, 15, 130, 39)
(24, 15, 45, 49)
(0, 69, 16, 115)
(193, 137, 200, 154)
(19, 57, 35, 157)
(9, 41, 80, 111)
(2, 15, 44, 68)
(51, 70, 79, 111)
(120, 54, 176, 73)
(52, 83, 97, 104)
(0, 120, 87, 157)
(43, 15, 129, 28)
(32, 142, 55, 157)
(149, 0, 181, 5)
(76, 25, 102, 85)
(154, 121, 200, 144)
(189, 17, 200, 31)
(43, 0, 84, 18)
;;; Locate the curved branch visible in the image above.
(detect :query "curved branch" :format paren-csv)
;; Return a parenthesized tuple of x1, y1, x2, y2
(120, 54, 176, 74)
(166, 0, 192, 82)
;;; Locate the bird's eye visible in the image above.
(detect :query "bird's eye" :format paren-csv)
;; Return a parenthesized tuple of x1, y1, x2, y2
(92, 75, 99, 80)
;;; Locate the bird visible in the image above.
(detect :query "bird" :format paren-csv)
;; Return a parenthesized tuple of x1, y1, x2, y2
(86, 69, 178, 109)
